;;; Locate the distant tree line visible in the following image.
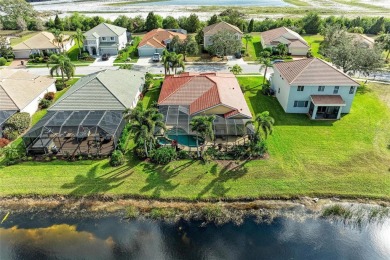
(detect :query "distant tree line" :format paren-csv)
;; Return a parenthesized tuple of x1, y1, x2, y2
(1, 0, 389, 36)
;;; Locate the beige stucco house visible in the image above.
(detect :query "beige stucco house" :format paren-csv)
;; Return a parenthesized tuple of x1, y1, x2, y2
(261, 27, 309, 56)
(270, 58, 360, 120)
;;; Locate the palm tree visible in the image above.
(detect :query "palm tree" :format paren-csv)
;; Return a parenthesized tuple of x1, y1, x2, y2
(375, 33, 390, 60)
(162, 50, 171, 75)
(52, 29, 67, 53)
(47, 54, 75, 86)
(243, 34, 253, 54)
(259, 58, 272, 85)
(245, 111, 274, 140)
(229, 64, 242, 75)
(123, 103, 166, 157)
(70, 28, 86, 59)
(190, 115, 216, 158)
(170, 52, 185, 74)
(276, 43, 288, 57)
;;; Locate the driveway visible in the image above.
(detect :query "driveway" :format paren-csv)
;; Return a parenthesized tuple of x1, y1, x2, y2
(136, 57, 154, 66)
(89, 55, 117, 67)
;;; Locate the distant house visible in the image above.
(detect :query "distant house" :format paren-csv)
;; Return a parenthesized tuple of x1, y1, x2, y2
(270, 58, 360, 120)
(138, 28, 187, 57)
(12, 32, 73, 59)
(203, 21, 243, 49)
(350, 33, 375, 48)
(261, 27, 309, 56)
(83, 23, 128, 56)
(157, 72, 253, 146)
(23, 69, 145, 156)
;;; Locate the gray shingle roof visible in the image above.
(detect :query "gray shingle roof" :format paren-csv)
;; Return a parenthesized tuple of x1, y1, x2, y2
(49, 69, 144, 111)
(84, 23, 127, 38)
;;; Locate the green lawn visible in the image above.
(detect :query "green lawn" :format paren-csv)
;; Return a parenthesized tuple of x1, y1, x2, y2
(114, 36, 141, 64)
(303, 34, 324, 58)
(0, 77, 389, 200)
(242, 34, 262, 61)
(67, 39, 95, 64)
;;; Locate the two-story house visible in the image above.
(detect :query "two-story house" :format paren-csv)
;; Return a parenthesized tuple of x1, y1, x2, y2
(83, 23, 127, 56)
(261, 27, 309, 56)
(270, 58, 360, 120)
(203, 21, 243, 49)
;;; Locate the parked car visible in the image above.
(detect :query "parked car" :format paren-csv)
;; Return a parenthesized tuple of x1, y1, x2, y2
(102, 53, 109, 61)
(234, 52, 242, 59)
(271, 59, 284, 64)
(152, 53, 161, 62)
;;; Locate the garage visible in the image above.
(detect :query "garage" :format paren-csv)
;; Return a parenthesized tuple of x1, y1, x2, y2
(13, 50, 31, 59)
(100, 47, 118, 56)
(138, 45, 163, 57)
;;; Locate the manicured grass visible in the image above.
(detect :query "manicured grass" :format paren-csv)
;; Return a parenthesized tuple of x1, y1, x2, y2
(67, 39, 95, 64)
(242, 35, 262, 61)
(0, 78, 389, 200)
(303, 34, 324, 58)
(142, 79, 163, 109)
(114, 36, 141, 64)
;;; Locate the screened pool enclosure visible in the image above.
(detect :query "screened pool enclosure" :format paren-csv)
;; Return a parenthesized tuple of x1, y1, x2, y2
(157, 105, 254, 146)
(23, 110, 125, 156)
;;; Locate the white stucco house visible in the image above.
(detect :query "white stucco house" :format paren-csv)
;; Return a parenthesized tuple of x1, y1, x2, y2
(261, 27, 309, 56)
(12, 32, 73, 59)
(83, 23, 127, 56)
(270, 58, 360, 120)
(137, 29, 187, 57)
(203, 21, 243, 49)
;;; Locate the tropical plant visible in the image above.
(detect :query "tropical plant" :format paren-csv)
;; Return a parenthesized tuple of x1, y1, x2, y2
(170, 52, 185, 74)
(52, 29, 67, 53)
(259, 58, 272, 85)
(375, 33, 390, 60)
(1, 143, 19, 161)
(110, 150, 125, 166)
(150, 147, 177, 165)
(245, 111, 275, 140)
(190, 115, 216, 158)
(162, 50, 171, 75)
(47, 54, 75, 86)
(276, 43, 288, 56)
(4, 112, 30, 134)
(70, 28, 86, 59)
(243, 34, 253, 54)
(123, 103, 166, 157)
(229, 64, 242, 75)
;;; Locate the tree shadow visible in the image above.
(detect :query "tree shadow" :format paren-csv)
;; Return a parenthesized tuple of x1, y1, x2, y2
(253, 41, 263, 56)
(61, 164, 134, 195)
(139, 161, 195, 198)
(197, 161, 248, 198)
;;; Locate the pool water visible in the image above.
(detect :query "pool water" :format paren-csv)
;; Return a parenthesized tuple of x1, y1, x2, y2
(167, 135, 201, 147)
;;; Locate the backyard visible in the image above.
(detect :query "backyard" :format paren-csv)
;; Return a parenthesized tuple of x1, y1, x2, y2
(0, 77, 389, 200)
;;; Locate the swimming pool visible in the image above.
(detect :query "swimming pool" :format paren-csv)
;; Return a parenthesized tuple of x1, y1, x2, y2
(162, 128, 204, 147)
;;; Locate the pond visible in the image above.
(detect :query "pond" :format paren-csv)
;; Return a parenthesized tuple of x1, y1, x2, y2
(1, 211, 389, 259)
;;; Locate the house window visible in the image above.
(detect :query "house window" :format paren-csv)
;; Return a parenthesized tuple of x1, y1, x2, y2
(102, 37, 106, 41)
(110, 37, 115, 41)
(334, 86, 339, 94)
(294, 101, 309, 107)
(297, 86, 304, 91)
(278, 88, 280, 93)
(318, 86, 325, 92)
(349, 86, 355, 94)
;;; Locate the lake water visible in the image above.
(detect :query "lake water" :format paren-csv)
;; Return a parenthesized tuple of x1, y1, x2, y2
(1, 211, 389, 259)
(136, 0, 288, 6)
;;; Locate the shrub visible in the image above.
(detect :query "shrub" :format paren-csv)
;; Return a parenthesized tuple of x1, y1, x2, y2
(0, 57, 6, 66)
(56, 82, 67, 91)
(177, 150, 190, 159)
(228, 145, 249, 160)
(0, 138, 10, 148)
(39, 98, 52, 109)
(44, 92, 55, 100)
(110, 150, 125, 166)
(134, 146, 147, 159)
(4, 112, 31, 134)
(150, 147, 177, 165)
(119, 64, 133, 70)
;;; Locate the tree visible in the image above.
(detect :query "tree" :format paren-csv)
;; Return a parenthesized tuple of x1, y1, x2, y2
(259, 58, 272, 85)
(245, 111, 274, 140)
(162, 50, 171, 75)
(54, 14, 62, 30)
(229, 64, 242, 75)
(51, 29, 68, 53)
(207, 14, 219, 26)
(0, 37, 13, 60)
(208, 31, 242, 59)
(195, 29, 204, 44)
(145, 12, 160, 31)
(248, 19, 254, 33)
(276, 43, 288, 56)
(70, 28, 86, 58)
(173, 35, 199, 61)
(190, 115, 216, 158)
(369, 17, 385, 35)
(184, 13, 201, 33)
(302, 12, 322, 34)
(0, 0, 36, 30)
(243, 34, 253, 54)
(163, 16, 179, 29)
(123, 103, 166, 157)
(376, 33, 390, 60)
(16, 17, 27, 31)
(47, 54, 75, 86)
(170, 52, 185, 74)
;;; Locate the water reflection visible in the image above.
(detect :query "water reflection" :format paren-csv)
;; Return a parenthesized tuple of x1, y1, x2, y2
(0, 213, 389, 260)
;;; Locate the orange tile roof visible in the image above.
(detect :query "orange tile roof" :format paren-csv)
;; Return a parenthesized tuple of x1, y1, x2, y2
(158, 73, 252, 119)
(273, 58, 360, 86)
(138, 28, 187, 48)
